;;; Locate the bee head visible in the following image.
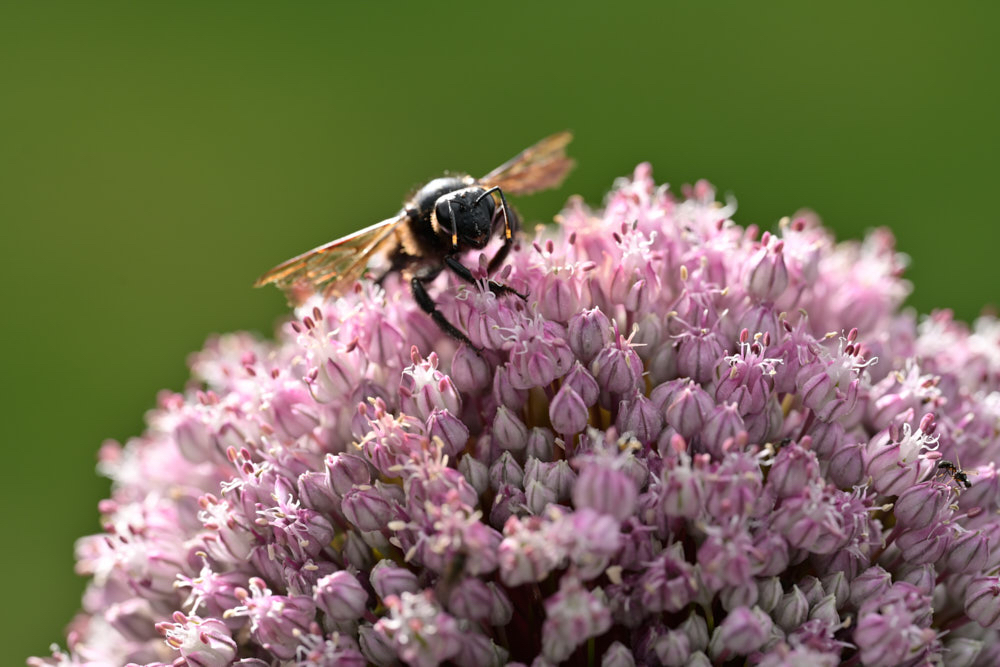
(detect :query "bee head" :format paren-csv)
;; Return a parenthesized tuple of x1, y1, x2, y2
(435, 188, 496, 250)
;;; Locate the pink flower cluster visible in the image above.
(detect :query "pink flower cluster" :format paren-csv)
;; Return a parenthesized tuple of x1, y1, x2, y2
(34, 165, 1000, 666)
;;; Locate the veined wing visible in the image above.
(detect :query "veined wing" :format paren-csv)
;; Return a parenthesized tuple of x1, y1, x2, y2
(255, 215, 406, 303)
(479, 131, 575, 195)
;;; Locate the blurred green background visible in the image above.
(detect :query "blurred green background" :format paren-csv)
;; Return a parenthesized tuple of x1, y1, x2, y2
(2, 1, 998, 660)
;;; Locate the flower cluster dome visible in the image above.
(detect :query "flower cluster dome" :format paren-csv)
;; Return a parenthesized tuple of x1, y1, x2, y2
(33, 165, 1000, 667)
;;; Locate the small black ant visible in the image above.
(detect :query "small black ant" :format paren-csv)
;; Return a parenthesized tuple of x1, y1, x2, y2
(938, 460, 972, 489)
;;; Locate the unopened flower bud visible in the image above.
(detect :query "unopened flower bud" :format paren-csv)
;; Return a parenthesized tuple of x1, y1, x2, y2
(601, 641, 636, 667)
(774, 586, 808, 632)
(757, 577, 783, 613)
(314, 570, 369, 621)
(828, 441, 864, 488)
(526, 427, 557, 461)
(850, 566, 892, 609)
(653, 629, 690, 667)
(370, 560, 419, 601)
(489, 451, 524, 490)
(325, 453, 371, 495)
(943, 637, 983, 667)
(427, 408, 470, 458)
(573, 461, 638, 521)
(894, 481, 950, 530)
(745, 242, 789, 302)
(709, 606, 772, 658)
(458, 453, 489, 496)
(966, 576, 1000, 629)
(568, 308, 612, 363)
(446, 576, 493, 620)
(451, 343, 492, 392)
(664, 382, 714, 440)
(493, 406, 529, 450)
(549, 384, 589, 436)
(616, 392, 663, 445)
(768, 443, 818, 498)
(563, 361, 600, 407)
(342, 485, 396, 532)
(680, 613, 710, 653)
(809, 594, 839, 626)
(946, 529, 990, 574)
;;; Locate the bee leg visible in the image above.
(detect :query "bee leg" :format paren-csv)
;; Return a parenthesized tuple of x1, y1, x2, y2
(443, 255, 525, 300)
(411, 275, 479, 350)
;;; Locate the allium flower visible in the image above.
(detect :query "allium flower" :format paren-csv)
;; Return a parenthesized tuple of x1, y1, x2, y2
(33, 163, 1000, 666)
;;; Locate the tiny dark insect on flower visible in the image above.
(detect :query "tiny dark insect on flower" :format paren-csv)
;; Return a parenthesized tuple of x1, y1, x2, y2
(938, 460, 973, 489)
(256, 132, 574, 349)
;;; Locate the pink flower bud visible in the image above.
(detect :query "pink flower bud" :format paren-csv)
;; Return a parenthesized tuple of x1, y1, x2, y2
(664, 382, 714, 440)
(943, 637, 984, 667)
(314, 571, 369, 621)
(601, 641, 636, 667)
(709, 606, 772, 658)
(946, 529, 989, 574)
(487, 582, 513, 626)
(370, 559, 419, 601)
(894, 481, 951, 530)
(591, 339, 644, 405)
(451, 343, 492, 392)
(756, 577, 782, 613)
(426, 408, 470, 458)
(653, 629, 690, 667)
(820, 571, 849, 609)
(895, 523, 950, 565)
(768, 443, 819, 498)
(325, 453, 371, 495)
(358, 623, 397, 666)
(492, 364, 527, 410)
(568, 308, 612, 363)
(563, 361, 600, 407)
(541, 576, 612, 663)
(809, 594, 839, 626)
(489, 450, 524, 490)
(828, 440, 865, 488)
(573, 461, 638, 521)
(526, 427, 557, 461)
(681, 613, 709, 653)
(536, 271, 581, 322)
(341, 485, 396, 532)
(458, 453, 489, 496)
(445, 576, 493, 620)
(745, 242, 789, 302)
(616, 391, 663, 445)
(549, 384, 589, 436)
(774, 585, 808, 632)
(966, 576, 1000, 629)
(492, 405, 529, 450)
(700, 403, 746, 458)
(677, 331, 724, 385)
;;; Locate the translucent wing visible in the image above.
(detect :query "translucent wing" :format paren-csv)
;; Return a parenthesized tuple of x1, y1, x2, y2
(255, 215, 406, 303)
(478, 131, 575, 195)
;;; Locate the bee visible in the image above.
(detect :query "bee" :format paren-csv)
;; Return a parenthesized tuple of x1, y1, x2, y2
(938, 460, 973, 489)
(255, 132, 574, 348)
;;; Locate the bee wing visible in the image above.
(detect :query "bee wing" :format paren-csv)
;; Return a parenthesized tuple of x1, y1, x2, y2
(478, 131, 575, 195)
(255, 215, 406, 303)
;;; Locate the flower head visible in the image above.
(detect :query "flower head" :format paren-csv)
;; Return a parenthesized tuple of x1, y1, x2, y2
(37, 163, 1000, 666)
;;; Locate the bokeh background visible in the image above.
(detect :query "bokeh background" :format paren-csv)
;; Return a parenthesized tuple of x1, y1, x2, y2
(2, 1, 998, 660)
